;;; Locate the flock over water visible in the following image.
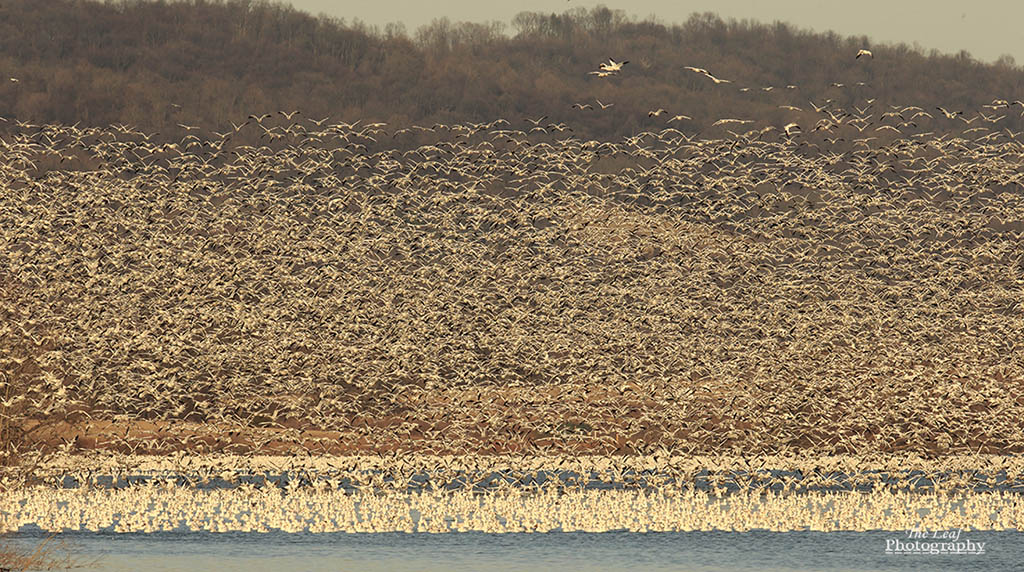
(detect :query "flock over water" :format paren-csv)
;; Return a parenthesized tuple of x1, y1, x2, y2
(1, 48, 1023, 534)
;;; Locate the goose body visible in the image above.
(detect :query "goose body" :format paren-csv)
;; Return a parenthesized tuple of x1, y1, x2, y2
(599, 58, 629, 72)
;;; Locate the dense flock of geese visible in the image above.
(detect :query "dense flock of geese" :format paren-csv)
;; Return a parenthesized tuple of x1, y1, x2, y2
(4, 482, 1022, 533)
(1, 46, 1023, 533)
(3, 451, 1024, 533)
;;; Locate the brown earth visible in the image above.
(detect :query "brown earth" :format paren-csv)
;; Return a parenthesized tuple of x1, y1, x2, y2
(22, 370, 1024, 460)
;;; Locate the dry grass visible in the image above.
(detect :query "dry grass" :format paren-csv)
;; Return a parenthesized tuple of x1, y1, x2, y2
(0, 533, 95, 571)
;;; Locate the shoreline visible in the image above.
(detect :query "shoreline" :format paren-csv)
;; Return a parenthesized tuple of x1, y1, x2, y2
(4, 451, 1022, 498)
(26, 450, 1024, 476)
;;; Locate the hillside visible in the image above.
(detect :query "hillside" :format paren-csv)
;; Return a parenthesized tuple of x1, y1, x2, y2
(1, 0, 1023, 466)
(2, 112, 1023, 460)
(0, 0, 1022, 140)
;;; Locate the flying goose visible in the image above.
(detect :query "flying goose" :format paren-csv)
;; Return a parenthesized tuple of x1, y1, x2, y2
(713, 118, 753, 126)
(856, 49, 873, 59)
(702, 72, 732, 84)
(599, 58, 629, 72)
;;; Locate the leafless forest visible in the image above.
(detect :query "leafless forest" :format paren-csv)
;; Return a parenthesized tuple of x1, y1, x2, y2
(0, 0, 1022, 138)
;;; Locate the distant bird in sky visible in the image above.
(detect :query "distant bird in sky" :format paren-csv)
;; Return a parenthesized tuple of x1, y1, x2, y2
(856, 49, 874, 59)
(668, 114, 692, 123)
(783, 122, 801, 136)
(684, 66, 733, 84)
(648, 108, 668, 117)
(599, 58, 629, 72)
(683, 65, 731, 84)
(713, 118, 753, 126)
(595, 99, 614, 109)
(589, 58, 627, 78)
(936, 107, 963, 119)
(572, 103, 593, 110)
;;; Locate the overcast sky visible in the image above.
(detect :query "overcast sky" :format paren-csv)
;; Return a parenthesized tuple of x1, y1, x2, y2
(285, 0, 1024, 64)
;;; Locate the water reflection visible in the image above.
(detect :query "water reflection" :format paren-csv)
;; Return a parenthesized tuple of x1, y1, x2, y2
(5, 529, 1022, 572)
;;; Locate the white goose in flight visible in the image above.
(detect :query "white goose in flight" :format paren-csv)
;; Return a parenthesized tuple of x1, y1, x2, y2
(713, 118, 753, 126)
(599, 58, 629, 72)
(683, 65, 730, 84)
(702, 71, 732, 84)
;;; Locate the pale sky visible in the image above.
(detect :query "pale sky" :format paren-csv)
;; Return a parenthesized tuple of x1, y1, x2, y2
(286, 0, 1024, 64)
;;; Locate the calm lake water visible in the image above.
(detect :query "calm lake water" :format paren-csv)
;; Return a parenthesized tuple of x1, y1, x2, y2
(6, 529, 1022, 572)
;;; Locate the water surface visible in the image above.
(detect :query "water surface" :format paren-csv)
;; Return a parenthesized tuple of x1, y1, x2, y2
(6, 529, 1020, 572)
